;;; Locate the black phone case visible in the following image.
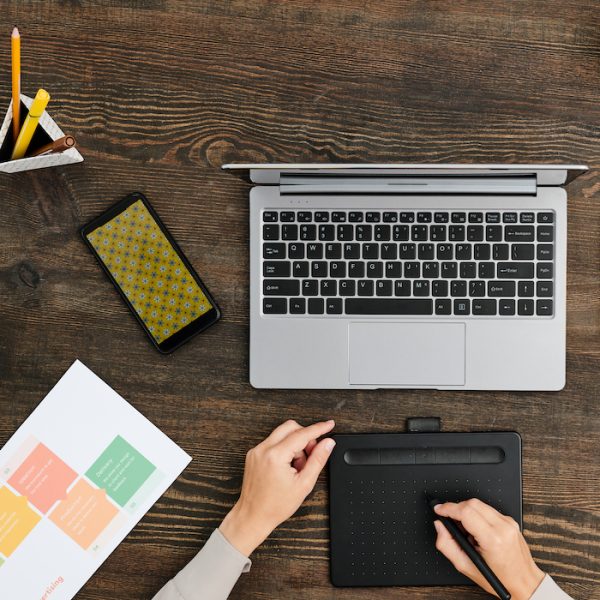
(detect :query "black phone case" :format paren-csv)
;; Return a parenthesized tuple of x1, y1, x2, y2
(80, 192, 220, 353)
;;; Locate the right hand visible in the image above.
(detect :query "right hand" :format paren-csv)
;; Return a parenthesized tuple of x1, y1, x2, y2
(434, 499, 545, 600)
(219, 419, 336, 556)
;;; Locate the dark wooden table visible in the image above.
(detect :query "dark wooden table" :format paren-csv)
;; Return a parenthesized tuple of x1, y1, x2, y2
(0, 2, 599, 599)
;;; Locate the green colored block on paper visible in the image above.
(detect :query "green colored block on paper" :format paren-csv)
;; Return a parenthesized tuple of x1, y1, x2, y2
(0, 556, 4, 568)
(85, 436, 156, 507)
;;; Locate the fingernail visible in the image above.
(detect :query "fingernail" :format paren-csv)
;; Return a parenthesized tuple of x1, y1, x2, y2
(433, 504, 442, 513)
(433, 520, 441, 532)
(327, 419, 335, 425)
(324, 438, 336, 452)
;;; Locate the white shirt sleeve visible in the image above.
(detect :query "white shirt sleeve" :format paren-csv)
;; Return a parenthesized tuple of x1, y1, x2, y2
(152, 529, 251, 600)
(530, 574, 574, 600)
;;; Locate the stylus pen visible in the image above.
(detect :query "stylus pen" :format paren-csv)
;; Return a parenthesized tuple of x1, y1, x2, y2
(427, 496, 511, 600)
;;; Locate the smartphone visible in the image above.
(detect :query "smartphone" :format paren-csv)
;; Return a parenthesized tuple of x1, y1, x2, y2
(81, 192, 220, 353)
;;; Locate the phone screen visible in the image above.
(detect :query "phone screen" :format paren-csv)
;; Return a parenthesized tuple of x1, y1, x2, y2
(83, 195, 219, 352)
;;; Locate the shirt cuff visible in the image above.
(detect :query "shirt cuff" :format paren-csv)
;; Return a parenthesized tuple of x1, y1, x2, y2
(173, 529, 252, 600)
(530, 574, 573, 600)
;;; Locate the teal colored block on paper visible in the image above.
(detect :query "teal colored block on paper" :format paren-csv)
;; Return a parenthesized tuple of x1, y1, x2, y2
(85, 436, 156, 507)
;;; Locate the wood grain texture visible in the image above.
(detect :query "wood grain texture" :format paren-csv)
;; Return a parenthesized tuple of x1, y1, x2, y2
(0, 1, 599, 599)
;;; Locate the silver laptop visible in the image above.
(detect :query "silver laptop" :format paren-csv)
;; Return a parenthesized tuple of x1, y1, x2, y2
(223, 164, 587, 390)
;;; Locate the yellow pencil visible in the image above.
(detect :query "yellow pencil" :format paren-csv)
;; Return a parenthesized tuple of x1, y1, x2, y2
(11, 26, 21, 141)
(11, 89, 50, 160)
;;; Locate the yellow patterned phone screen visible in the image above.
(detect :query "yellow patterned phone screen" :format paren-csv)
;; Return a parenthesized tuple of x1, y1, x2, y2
(86, 199, 212, 343)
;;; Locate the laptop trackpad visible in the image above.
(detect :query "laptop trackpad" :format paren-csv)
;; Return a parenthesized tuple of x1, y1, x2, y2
(348, 322, 466, 386)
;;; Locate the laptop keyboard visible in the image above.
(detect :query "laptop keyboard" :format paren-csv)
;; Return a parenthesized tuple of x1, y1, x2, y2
(261, 210, 555, 318)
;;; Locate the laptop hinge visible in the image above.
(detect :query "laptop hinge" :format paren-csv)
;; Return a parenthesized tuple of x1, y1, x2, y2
(279, 174, 537, 195)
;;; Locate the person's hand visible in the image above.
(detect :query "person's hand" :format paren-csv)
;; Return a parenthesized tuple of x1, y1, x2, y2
(433, 499, 545, 600)
(219, 419, 336, 556)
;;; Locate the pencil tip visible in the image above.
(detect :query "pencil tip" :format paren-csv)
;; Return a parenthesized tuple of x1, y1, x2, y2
(12, 26, 19, 37)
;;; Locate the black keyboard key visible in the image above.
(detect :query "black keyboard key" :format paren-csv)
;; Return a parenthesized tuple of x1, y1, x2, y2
(399, 243, 416, 259)
(263, 211, 278, 222)
(430, 225, 447, 241)
(288, 242, 304, 259)
(536, 299, 553, 316)
(357, 280, 374, 296)
(413, 280, 430, 296)
(393, 224, 410, 241)
(362, 243, 379, 259)
(367, 261, 383, 278)
(520, 212, 535, 224)
(537, 244, 553, 260)
(537, 281, 553, 297)
(306, 243, 323, 259)
(376, 280, 393, 296)
(385, 262, 403, 277)
(486, 226, 502, 242)
(330, 261, 346, 278)
(318, 225, 335, 241)
(469, 212, 484, 223)
(395, 280, 411, 296)
(345, 298, 433, 315)
(437, 244, 453, 260)
(432, 280, 448, 296)
(321, 280, 337, 296)
(441, 262, 458, 278)
(325, 243, 342, 259)
(451, 212, 466, 223)
(263, 224, 279, 240)
(314, 211, 329, 222)
(456, 244, 471, 260)
(499, 299, 516, 316)
(449, 225, 465, 241)
(493, 244, 509, 260)
(311, 261, 328, 277)
(460, 262, 477, 279)
(337, 225, 354, 241)
(263, 243, 285, 259)
(263, 279, 300, 296)
(467, 225, 484, 241)
(435, 298, 451, 315)
(537, 212, 554, 223)
(302, 280, 318, 296)
(518, 299, 534, 316)
(349, 211, 363, 222)
(486, 212, 501, 223)
(383, 211, 398, 222)
(518, 281, 534, 297)
(282, 224, 298, 240)
(374, 225, 391, 241)
(488, 281, 515, 297)
(417, 212, 432, 223)
(474, 244, 491, 261)
(327, 298, 343, 314)
(292, 261, 309, 277)
(418, 243, 434, 260)
(505, 226, 534, 242)
(511, 244, 534, 260)
(434, 212, 449, 223)
(400, 212, 415, 223)
(349, 262, 365, 278)
(297, 211, 312, 222)
(537, 263, 553, 279)
(308, 298, 324, 314)
(537, 225, 554, 242)
(264, 261, 291, 277)
(503, 212, 518, 223)
(451, 280, 467, 296)
(404, 262, 420, 278)
(280, 211, 295, 222)
(453, 299, 470, 315)
(469, 281, 486, 297)
(356, 225, 372, 241)
(300, 224, 317, 240)
(344, 243, 360, 259)
(497, 262, 535, 279)
(423, 262, 439, 278)
(411, 225, 428, 241)
(478, 262, 495, 279)
(263, 298, 286, 313)
(366, 212, 381, 222)
(332, 211, 347, 222)
(472, 299, 497, 315)
(381, 243, 397, 259)
(290, 298, 305, 314)
(339, 280, 355, 296)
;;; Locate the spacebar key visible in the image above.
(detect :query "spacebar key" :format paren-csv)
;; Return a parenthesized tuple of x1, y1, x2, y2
(345, 298, 433, 315)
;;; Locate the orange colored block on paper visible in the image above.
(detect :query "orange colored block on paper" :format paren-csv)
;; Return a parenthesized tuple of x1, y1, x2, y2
(8, 442, 77, 514)
(0, 486, 41, 556)
(49, 479, 118, 550)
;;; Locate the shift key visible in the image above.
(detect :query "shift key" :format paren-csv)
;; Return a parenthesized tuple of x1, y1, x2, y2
(497, 262, 534, 279)
(263, 279, 300, 295)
